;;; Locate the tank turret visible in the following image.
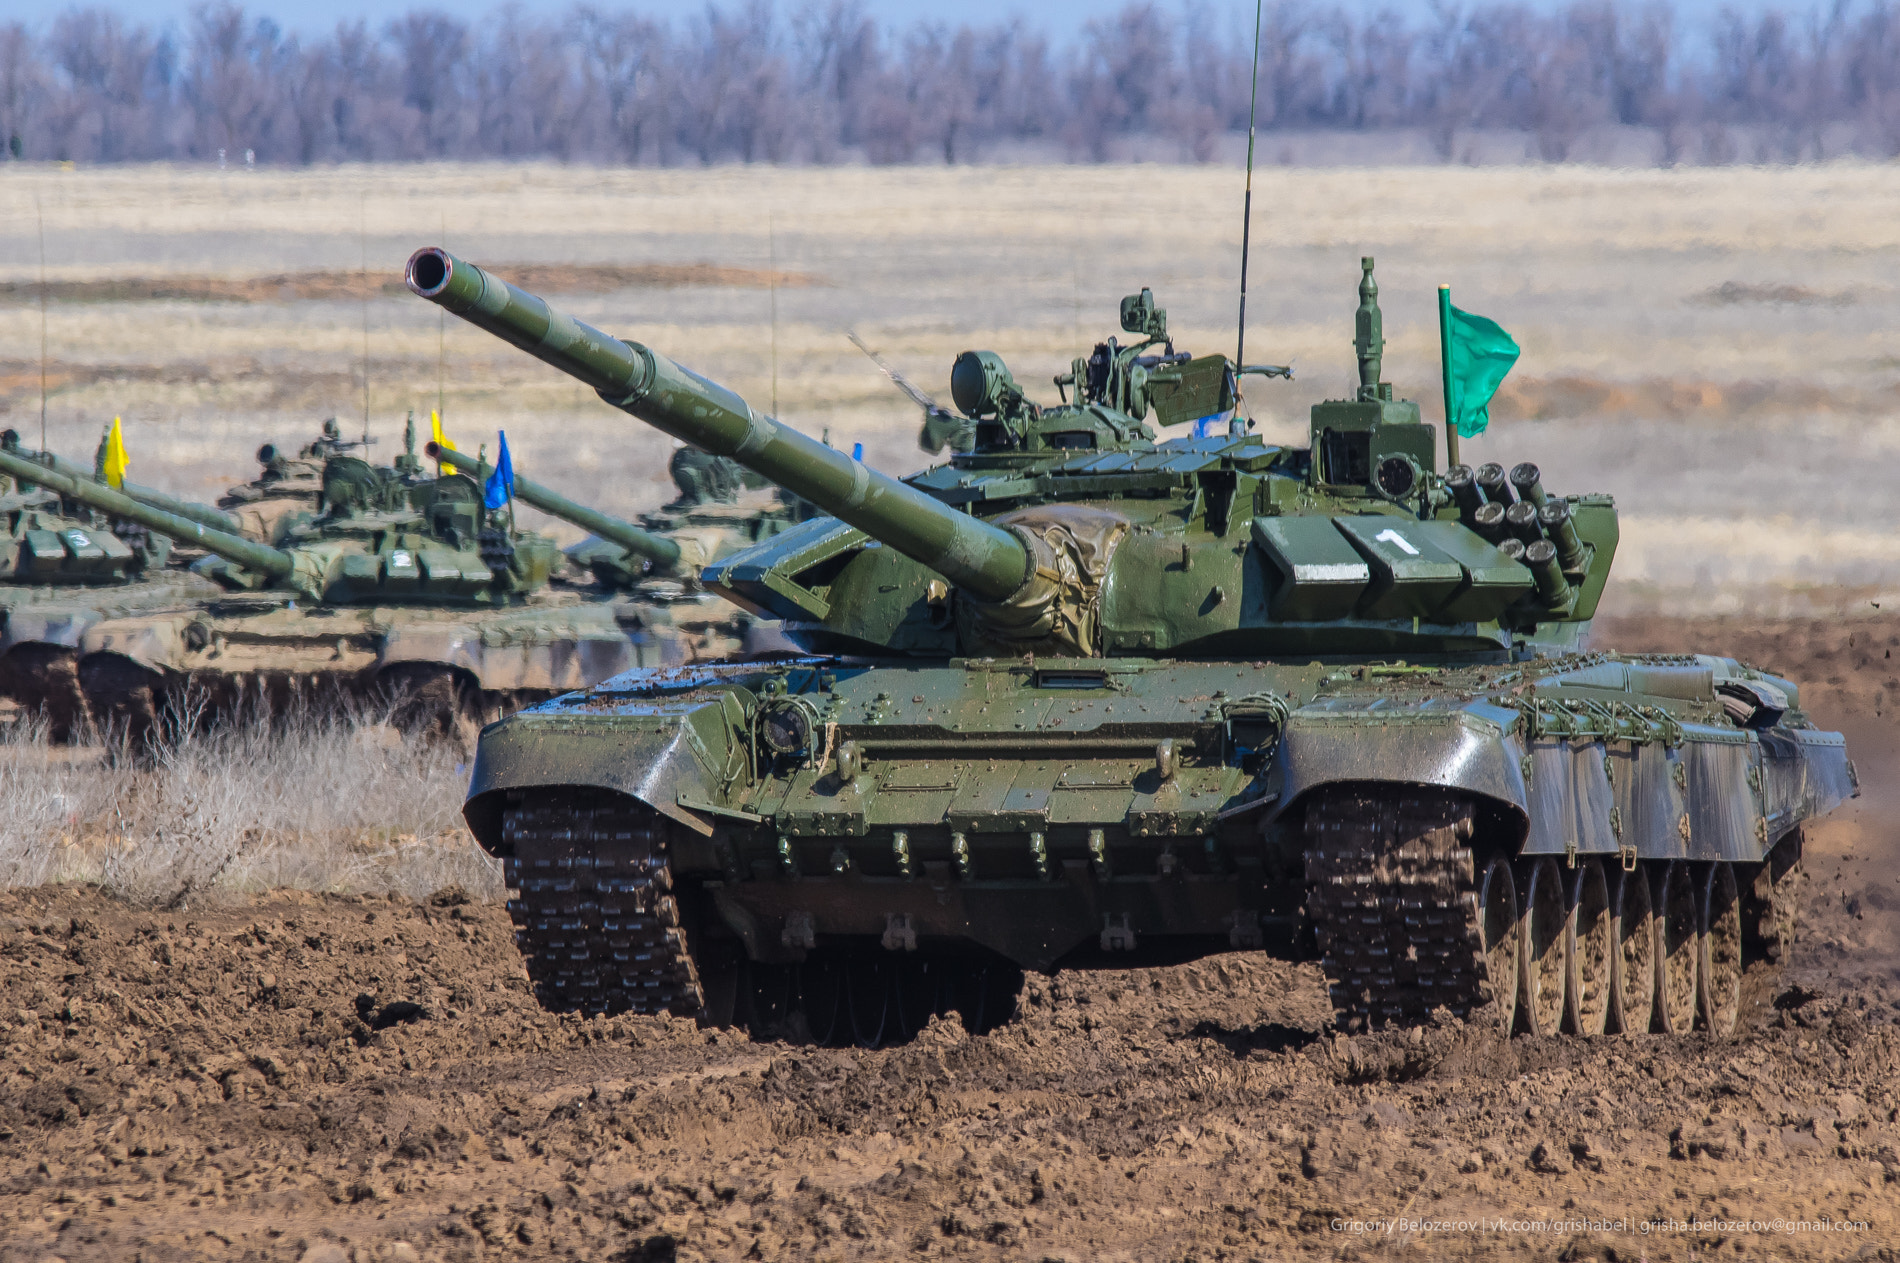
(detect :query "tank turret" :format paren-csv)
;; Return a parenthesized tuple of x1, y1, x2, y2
(0, 431, 171, 583)
(408, 247, 1609, 660)
(215, 416, 387, 544)
(407, 248, 1849, 1052)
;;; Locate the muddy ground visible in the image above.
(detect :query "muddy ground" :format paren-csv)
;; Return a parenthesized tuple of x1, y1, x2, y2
(0, 616, 1895, 1263)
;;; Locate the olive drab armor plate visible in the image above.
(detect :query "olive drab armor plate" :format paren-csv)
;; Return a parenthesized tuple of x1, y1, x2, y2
(414, 248, 1852, 1040)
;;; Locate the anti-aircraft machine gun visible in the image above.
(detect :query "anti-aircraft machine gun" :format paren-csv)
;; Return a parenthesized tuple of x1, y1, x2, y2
(409, 247, 1849, 1046)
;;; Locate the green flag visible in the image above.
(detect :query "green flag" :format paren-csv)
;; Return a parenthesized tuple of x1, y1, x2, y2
(1438, 288, 1520, 440)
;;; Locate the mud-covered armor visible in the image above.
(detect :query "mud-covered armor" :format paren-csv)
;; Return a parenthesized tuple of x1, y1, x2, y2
(410, 248, 1851, 1041)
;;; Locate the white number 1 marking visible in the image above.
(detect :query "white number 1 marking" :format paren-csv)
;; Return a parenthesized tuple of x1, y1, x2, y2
(1375, 528, 1420, 556)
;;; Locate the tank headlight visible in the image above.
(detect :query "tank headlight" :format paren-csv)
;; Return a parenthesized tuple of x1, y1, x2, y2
(760, 700, 813, 756)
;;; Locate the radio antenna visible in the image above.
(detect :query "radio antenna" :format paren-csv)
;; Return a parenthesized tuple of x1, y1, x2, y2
(438, 210, 447, 426)
(768, 211, 779, 419)
(1235, 0, 1264, 369)
(37, 198, 48, 455)
(360, 195, 371, 446)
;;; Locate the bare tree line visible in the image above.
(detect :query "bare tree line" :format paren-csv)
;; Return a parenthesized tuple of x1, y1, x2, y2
(3, 1, 1899, 166)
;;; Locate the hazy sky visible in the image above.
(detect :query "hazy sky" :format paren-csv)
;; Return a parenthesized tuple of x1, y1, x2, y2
(0, 0, 1809, 38)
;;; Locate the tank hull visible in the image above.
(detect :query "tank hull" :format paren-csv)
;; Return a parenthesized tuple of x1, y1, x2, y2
(72, 593, 633, 734)
(464, 650, 1850, 1035)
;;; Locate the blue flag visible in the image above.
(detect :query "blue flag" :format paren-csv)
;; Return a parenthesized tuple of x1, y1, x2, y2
(484, 431, 514, 510)
(851, 442, 863, 461)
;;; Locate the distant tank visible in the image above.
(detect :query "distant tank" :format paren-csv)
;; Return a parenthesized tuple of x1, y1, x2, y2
(215, 417, 386, 545)
(428, 442, 802, 665)
(414, 247, 1852, 1045)
(0, 432, 216, 735)
(0, 432, 630, 737)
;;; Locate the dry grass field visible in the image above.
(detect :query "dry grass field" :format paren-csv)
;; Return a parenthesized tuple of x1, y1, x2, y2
(3, 161, 1898, 615)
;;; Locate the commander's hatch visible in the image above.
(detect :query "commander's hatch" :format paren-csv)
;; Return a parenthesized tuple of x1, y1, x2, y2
(1148, 354, 1234, 430)
(702, 515, 868, 621)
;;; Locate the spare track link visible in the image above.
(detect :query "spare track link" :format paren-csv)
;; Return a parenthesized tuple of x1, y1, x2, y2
(501, 790, 705, 1018)
(1305, 790, 1495, 1028)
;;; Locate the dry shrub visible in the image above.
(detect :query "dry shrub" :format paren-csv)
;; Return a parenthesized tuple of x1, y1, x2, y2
(0, 695, 498, 906)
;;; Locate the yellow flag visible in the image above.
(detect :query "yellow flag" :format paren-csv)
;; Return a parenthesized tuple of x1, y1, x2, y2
(430, 410, 457, 455)
(102, 417, 131, 489)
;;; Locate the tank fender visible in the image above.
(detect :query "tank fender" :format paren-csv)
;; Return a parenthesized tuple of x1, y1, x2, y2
(1276, 699, 1531, 837)
(1, 607, 102, 653)
(463, 685, 754, 854)
(77, 613, 196, 677)
(380, 617, 633, 692)
(1279, 696, 1856, 866)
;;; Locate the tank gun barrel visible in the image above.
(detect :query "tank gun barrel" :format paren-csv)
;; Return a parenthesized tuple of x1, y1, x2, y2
(7, 440, 243, 535)
(405, 248, 1030, 603)
(425, 441, 682, 570)
(0, 444, 294, 581)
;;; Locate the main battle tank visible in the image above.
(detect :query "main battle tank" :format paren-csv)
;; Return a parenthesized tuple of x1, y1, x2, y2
(412, 247, 1854, 1043)
(0, 437, 632, 736)
(216, 417, 377, 545)
(0, 434, 216, 734)
(426, 443, 801, 665)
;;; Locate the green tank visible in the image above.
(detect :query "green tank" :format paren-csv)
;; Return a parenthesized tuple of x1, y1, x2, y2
(0, 433, 631, 737)
(0, 433, 216, 735)
(426, 442, 802, 666)
(214, 417, 379, 545)
(411, 247, 1854, 1044)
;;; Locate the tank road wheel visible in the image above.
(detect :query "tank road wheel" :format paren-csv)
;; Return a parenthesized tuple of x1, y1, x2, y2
(76, 652, 165, 742)
(1476, 857, 1520, 1035)
(893, 956, 940, 1041)
(0, 645, 91, 740)
(501, 789, 705, 1019)
(1607, 863, 1656, 1036)
(1698, 863, 1743, 1036)
(379, 664, 481, 745)
(1563, 858, 1613, 1036)
(1653, 861, 1699, 1034)
(1516, 857, 1567, 1036)
(847, 957, 893, 1049)
(1304, 789, 1493, 1031)
(799, 959, 844, 1045)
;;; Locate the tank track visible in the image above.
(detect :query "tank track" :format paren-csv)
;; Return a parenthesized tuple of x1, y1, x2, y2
(0, 645, 91, 738)
(501, 790, 705, 1018)
(1304, 789, 1496, 1029)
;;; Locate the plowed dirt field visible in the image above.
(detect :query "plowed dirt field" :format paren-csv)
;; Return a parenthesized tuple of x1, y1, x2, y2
(1, 616, 1895, 1263)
